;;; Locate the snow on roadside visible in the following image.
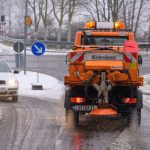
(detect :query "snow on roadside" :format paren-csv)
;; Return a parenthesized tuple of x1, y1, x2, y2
(26, 50, 68, 55)
(140, 75, 150, 93)
(0, 43, 15, 55)
(140, 75, 150, 104)
(0, 42, 69, 55)
(15, 71, 65, 101)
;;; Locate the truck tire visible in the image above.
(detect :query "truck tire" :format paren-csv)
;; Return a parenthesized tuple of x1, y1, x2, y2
(64, 89, 71, 110)
(66, 109, 79, 129)
(128, 107, 141, 129)
(136, 90, 143, 125)
(127, 90, 143, 127)
(137, 89, 143, 109)
(137, 108, 141, 125)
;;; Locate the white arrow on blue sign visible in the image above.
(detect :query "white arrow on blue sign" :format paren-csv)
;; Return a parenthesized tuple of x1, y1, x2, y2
(31, 42, 45, 56)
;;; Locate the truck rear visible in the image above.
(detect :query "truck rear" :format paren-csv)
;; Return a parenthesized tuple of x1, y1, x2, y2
(64, 21, 143, 127)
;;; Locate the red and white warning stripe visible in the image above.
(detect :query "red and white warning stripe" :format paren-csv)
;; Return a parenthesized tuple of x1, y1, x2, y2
(69, 52, 137, 63)
(70, 53, 84, 63)
(123, 53, 137, 62)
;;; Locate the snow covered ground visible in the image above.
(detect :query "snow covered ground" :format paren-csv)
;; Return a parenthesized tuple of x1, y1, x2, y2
(15, 71, 65, 101)
(140, 75, 150, 105)
(0, 43, 69, 55)
(0, 43, 15, 55)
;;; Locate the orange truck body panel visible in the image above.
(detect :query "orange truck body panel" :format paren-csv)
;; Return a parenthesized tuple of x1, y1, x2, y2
(64, 30, 143, 87)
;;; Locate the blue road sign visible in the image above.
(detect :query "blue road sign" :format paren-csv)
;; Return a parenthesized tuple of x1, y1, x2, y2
(31, 42, 45, 56)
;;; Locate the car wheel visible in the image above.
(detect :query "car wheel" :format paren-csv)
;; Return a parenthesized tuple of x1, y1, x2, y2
(12, 96, 18, 102)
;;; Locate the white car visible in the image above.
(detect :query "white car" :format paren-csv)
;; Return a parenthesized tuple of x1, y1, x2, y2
(0, 58, 18, 102)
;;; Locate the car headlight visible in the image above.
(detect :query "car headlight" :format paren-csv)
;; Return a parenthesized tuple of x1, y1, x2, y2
(7, 79, 18, 86)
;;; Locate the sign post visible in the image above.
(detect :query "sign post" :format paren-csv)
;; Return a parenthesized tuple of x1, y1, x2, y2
(13, 42, 24, 70)
(31, 42, 45, 90)
(24, 0, 32, 75)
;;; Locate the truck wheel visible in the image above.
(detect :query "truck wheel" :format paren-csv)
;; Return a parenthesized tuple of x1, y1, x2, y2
(66, 109, 79, 129)
(12, 96, 18, 102)
(127, 107, 141, 128)
(137, 90, 143, 109)
(127, 89, 143, 126)
(137, 108, 141, 125)
(136, 90, 143, 125)
(64, 89, 71, 110)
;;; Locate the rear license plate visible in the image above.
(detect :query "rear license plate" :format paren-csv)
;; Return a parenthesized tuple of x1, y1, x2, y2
(0, 88, 6, 92)
(73, 105, 98, 112)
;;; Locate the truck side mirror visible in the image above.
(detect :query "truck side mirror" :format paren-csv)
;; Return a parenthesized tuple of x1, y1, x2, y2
(138, 55, 142, 65)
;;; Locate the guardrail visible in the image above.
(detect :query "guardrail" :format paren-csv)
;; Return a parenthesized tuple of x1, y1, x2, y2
(1, 36, 73, 49)
(1, 36, 150, 50)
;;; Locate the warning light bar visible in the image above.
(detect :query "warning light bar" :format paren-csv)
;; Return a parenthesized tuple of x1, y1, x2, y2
(71, 97, 86, 104)
(84, 21, 125, 30)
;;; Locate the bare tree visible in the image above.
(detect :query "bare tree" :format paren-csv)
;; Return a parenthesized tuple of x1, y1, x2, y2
(27, 0, 41, 39)
(108, 0, 124, 21)
(67, 0, 79, 42)
(51, 0, 68, 42)
(121, 0, 148, 37)
(12, 0, 25, 36)
(81, 0, 102, 21)
(134, 0, 148, 36)
(81, 0, 122, 22)
(39, 0, 53, 41)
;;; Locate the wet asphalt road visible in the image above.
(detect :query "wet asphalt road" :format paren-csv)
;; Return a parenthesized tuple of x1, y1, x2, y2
(0, 53, 150, 150)
(0, 96, 65, 150)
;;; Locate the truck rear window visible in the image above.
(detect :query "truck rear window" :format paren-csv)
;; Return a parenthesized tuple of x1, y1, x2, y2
(81, 36, 128, 46)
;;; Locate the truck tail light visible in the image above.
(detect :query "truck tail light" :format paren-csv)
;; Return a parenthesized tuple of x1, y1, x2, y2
(123, 98, 137, 104)
(71, 97, 86, 104)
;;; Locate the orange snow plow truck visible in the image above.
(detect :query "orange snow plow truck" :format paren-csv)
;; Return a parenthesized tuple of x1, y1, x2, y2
(64, 21, 143, 127)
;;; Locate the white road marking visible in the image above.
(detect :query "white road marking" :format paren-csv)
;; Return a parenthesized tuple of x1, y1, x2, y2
(34, 45, 43, 53)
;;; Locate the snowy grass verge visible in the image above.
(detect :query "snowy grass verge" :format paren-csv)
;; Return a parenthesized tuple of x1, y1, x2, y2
(0, 42, 69, 55)
(16, 71, 65, 101)
(140, 74, 150, 105)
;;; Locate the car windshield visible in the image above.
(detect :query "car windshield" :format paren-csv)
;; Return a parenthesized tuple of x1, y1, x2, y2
(0, 60, 11, 72)
(82, 36, 128, 46)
